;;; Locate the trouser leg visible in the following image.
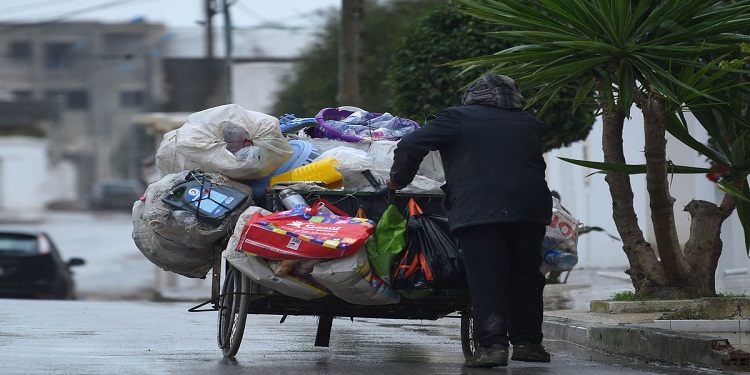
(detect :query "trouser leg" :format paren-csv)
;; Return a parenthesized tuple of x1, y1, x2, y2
(454, 224, 509, 347)
(506, 223, 546, 345)
(454, 223, 547, 347)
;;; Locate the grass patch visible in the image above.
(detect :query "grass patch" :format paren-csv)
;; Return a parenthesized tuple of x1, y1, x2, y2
(716, 290, 747, 298)
(610, 290, 655, 301)
(613, 290, 748, 301)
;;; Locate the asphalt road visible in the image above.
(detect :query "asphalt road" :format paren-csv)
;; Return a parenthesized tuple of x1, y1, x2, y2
(0, 299, 720, 375)
(0, 211, 721, 374)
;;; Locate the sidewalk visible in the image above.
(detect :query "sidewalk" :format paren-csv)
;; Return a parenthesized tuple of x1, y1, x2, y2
(542, 268, 750, 372)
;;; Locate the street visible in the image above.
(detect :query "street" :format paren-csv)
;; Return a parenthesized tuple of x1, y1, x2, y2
(0, 299, 719, 375)
(0, 211, 720, 374)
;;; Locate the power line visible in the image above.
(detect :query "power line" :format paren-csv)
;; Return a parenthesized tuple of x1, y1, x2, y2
(0, 0, 82, 15)
(0, 0, 154, 36)
(232, 0, 332, 30)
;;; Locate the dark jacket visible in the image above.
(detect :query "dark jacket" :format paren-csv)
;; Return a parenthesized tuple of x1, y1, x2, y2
(390, 104, 552, 232)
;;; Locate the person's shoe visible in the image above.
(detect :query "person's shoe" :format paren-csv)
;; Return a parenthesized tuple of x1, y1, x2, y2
(464, 344, 509, 368)
(511, 342, 551, 362)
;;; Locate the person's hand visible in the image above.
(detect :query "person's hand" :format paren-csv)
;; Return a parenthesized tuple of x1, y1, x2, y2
(386, 180, 406, 190)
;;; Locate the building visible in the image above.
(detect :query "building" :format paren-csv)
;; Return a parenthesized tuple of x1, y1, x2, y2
(0, 21, 167, 201)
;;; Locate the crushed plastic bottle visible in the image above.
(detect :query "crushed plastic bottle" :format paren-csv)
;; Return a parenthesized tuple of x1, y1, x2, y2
(171, 210, 198, 226)
(236, 146, 262, 162)
(223, 124, 251, 154)
(313, 201, 337, 216)
(543, 249, 578, 271)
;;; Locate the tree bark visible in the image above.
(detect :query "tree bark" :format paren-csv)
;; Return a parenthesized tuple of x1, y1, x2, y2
(682, 190, 737, 296)
(600, 103, 666, 293)
(638, 96, 690, 285)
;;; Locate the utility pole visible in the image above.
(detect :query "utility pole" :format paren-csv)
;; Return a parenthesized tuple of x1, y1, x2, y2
(222, 0, 233, 103)
(204, 0, 217, 58)
(337, 0, 364, 107)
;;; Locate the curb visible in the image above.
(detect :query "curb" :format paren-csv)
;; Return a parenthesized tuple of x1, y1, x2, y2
(542, 315, 748, 371)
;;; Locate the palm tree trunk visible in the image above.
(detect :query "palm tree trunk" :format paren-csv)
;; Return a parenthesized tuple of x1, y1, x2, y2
(600, 101, 666, 294)
(682, 190, 738, 296)
(639, 96, 690, 285)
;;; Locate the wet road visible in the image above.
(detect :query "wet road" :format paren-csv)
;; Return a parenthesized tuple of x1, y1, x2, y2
(0, 211, 720, 374)
(0, 299, 719, 375)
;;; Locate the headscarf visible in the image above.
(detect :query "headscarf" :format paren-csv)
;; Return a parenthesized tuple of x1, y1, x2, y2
(461, 74, 524, 109)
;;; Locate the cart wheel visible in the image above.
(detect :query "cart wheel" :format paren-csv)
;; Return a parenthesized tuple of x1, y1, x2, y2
(460, 309, 476, 360)
(217, 264, 249, 358)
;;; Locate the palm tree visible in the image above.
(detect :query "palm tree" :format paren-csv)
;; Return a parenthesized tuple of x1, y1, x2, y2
(453, 0, 750, 298)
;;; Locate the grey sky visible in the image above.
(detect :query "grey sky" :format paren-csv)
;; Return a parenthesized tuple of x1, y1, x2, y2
(0, 0, 341, 28)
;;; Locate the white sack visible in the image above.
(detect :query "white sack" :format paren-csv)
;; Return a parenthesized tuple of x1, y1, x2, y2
(131, 171, 253, 278)
(156, 104, 294, 180)
(132, 199, 215, 278)
(311, 246, 400, 305)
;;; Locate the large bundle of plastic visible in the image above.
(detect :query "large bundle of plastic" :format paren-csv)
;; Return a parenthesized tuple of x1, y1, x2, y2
(156, 104, 295, 180)
(132, 171, 253, 278)
(223, 206, 329, 300)
(303, 139, 445, 194)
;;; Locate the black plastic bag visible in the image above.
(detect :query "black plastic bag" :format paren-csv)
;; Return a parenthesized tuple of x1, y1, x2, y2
(412, 214, 466, 289)
(391, 199, 466, 298)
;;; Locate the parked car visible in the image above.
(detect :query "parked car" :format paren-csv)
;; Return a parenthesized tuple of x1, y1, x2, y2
(0, 230, 85, 299)
(90, 178, 144, 211)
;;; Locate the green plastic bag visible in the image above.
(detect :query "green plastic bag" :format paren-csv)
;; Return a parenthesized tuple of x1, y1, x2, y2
(366, 204, 407, 284)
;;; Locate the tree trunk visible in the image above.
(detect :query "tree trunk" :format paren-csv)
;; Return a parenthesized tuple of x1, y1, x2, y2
(600, 103, 666, 293)
(682, 192, 737, 296)
(639, 96, 690, 286)
(626, 95, 738, 299)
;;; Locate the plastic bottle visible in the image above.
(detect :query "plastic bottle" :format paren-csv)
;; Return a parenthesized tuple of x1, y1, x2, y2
(236, 145, 262, 162)
(312, 201, 337, 216)
(171, 210, 198, 226)
(223, 125, 250, 154)
(278, 189, 309, 210)
(543, 249, 578, 271)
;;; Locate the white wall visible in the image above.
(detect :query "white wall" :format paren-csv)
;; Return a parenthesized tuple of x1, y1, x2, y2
(0, 137, 80, 223)
(0, 137, 48, 222)
(546, 108, 750, 276)
(232, 61, 295, 114)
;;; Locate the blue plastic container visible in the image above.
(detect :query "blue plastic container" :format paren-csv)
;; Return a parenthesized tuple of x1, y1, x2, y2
(245, 140, 320, 198)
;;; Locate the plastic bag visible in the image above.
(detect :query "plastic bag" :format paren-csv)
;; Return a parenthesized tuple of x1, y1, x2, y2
(131, 171, 253, 278)
(365, 204, 407, 284)
(223, 206, 328, 300)
(155, 104, 294, 180)
(540, 197, 581, 273)
(311, 246, 400, 305)
(236, 208, 376, 259)
(390, 199, 466, 298)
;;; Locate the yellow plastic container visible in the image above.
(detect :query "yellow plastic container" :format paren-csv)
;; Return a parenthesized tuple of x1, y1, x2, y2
(269, 157, 343, 189)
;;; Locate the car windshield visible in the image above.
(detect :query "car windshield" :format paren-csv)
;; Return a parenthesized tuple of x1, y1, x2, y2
(0, 233, 38, 255)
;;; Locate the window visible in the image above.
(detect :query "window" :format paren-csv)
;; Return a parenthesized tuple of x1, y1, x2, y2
(44, 90, 89, 110)
(12, 90, 33, 101)
(8, 41, 31, 59)
(45, 90, 66, 105)
(120, 91, 146, 108)
(66, 90, 89, 110)
(45, 42, 75, 69)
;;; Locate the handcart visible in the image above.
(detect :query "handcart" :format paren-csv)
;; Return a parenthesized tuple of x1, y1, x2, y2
(189, 189, 477, 359)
